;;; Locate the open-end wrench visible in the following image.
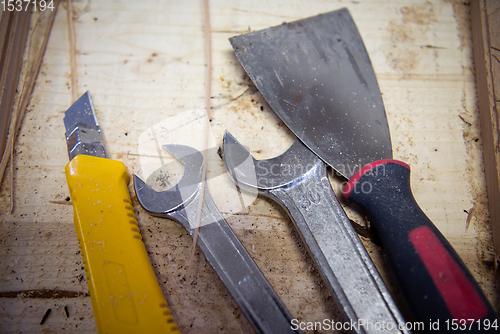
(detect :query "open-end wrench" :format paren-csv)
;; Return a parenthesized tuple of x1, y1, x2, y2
(222, 132, 410, 334)
(133, 144, 302, 334)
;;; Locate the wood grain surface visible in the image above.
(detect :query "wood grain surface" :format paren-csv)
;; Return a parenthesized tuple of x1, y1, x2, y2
(0, 0, 498, 333)
(0, 5, 32, 175)
(471, 0, 500, 263)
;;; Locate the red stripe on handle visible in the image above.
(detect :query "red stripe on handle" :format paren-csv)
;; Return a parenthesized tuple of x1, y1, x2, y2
(343, 159, 410, 198)
(409, 226, 487, 320)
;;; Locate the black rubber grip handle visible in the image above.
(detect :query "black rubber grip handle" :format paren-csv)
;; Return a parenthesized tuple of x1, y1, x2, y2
(343, 159, 499, 333)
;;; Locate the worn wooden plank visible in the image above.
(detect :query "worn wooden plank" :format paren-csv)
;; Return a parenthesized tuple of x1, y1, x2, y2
(0, 1, 497, 333)
(0, 7, 32, 179)
(470, 0, 500, 261)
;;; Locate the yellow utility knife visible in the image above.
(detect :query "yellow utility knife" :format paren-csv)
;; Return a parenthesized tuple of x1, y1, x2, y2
(64, 91, 180, 334)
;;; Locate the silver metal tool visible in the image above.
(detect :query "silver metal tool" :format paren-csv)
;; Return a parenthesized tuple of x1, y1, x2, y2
(223, 132, 409, 334)
(229, 8, 391, 178)
(133, 144, 302, 334)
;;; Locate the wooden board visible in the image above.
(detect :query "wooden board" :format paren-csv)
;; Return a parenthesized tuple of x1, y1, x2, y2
(0, 0, 498, 333)
(0, 7, 32, 173)
(470, 0, 500, 262)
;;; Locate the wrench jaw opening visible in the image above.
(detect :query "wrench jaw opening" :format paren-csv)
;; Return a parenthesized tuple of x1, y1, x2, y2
(222, 131, 322, 191)
(133, 144, 204, 218)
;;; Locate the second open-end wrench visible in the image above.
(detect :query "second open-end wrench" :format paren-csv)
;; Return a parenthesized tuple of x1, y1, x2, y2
(222, 132, 410, 334)
(133, 144, 302, 334)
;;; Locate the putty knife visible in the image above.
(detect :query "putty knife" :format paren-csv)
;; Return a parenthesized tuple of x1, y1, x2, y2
(230, 8, 498, 331)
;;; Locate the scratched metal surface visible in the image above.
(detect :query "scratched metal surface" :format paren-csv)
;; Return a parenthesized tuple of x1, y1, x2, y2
(0, 0, 497, 333)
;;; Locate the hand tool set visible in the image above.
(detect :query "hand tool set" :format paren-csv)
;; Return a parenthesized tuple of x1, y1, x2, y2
(64, 8, 498, 334)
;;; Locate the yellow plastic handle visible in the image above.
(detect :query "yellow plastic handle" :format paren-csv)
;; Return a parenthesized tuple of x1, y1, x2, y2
(65, 155, 180, 334)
